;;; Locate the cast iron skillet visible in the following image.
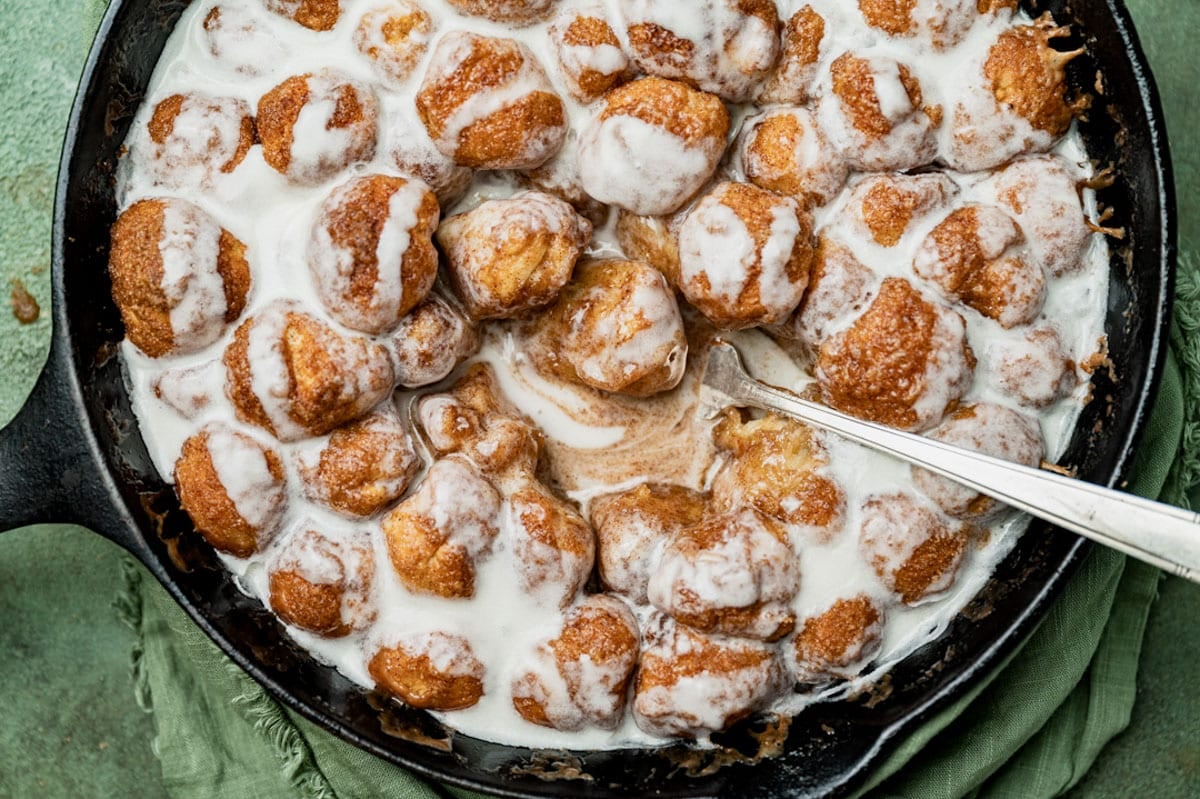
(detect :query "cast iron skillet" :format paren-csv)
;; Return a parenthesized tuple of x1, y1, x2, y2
(0, 0, 1176, 796)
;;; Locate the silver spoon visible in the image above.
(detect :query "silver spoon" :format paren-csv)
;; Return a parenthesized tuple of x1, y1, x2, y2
(700, 340, 1200, 583)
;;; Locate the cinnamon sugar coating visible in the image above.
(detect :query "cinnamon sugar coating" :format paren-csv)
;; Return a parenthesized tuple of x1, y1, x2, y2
(418, 364, 545, 479)
(858, 0, 1017, 50)
(144, 92, 254, 185)
(984, 17, 1085, 136)
(264, 0, 341, 31)
(109, 199, 249, 358)
(369, 632, 486, 710)
(508, 478, 596, 608)
(530, 258, 688, 397)
(549, 8, 633, 102)
(416, 32, 567, 170)
(437, 191, 592, 321)
(615, 209, 686, 288)
(785, 234, 875, 356)
(791, 594, 884, 683)
(578, 77, 730, 216)
(817, 278, 975, 432)
(174, 425, 287, 558)
(914, 204, 1046, 329)
(268, 528, 375, 637)
(299, 410, 418, 518)
(386, 293, 480, 389)
(257, 72, 378, 184)
(860, 492, 969, 604)
(821, 52, 939, 171)
(590, 483, 708, 603)
(757, 5, 826, 104)
(634, 613, 789, 738)
(846, 173, 958, 248)
(619, 0, 780, 102)
(712, 411, 846, 539)
(309, 175, 440, 335)
(738, 106, 848, 209)
(678, 182, 816, 330)
(647, 509, 801, 642)
(446, 0, 559, 25)
(512, 595, 640, 730)
(383, 456, 502, 599)
(223, 303, 395, 442)
(354, 2, 435, 84)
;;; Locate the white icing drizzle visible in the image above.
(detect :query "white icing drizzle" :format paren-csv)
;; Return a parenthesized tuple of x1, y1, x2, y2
(158, 200, 229, 352)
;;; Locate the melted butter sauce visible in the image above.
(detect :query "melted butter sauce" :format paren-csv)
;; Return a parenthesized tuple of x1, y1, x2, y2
(118, 0, 1110, 750)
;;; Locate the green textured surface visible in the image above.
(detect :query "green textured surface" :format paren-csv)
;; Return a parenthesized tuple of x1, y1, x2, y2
(0, 527, 167, 799)
(0, 0, 1198, 797)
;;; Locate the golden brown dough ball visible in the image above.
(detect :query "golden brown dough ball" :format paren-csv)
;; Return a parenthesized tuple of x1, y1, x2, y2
(618, 0, 780, 102)
(437, 191, 592, 321)
(387, 292, 479, 389)
(309, 174, 440, 334)
(578, 77, 730, 216)
(174, 424, 287, 558)
(737, 106, 848, 209)
(840, 173, 958, 249)
(647, 509, 800, 642)
(417, 364, 545, 479)
(590, 483, 708, 603)
(140, 93, 254, 188)
(549, 7, 634, 103)
(818, 52, 939, 172)
(615, 209, 685, 288)
(817, 278, 974, 432)
(257, 71, 378, 185)
(985, 155, 1093, 278)
(633, 613, 789, 738)
(354, 2, 435, 84)
(984, 17, 1084, 138)
(531, 259, 688, 397)
(791, 594, 884, 683)
(369, 631, 485, 711)
(202, 5, 287, 78)
(860, 492, 969, 604)
(446, 0, 558, 25)
(298, 410, 419, 518)
(264, 0, 342, 31)
(785, 235, 875, 355)
(712, 411, 846, 539)
(913, 403, 1044, 520)
(223, 301, 396, 442)
(914, 204, 1046, 329)
(267, 528, 375, 637)
(757, 5, 827, 105)
(678, 182, 816, 330)
(416, 32, 567, 170)
(383, 456, 502, 599)
(512, 595, 640, 730)
(109, 198, 250, 358)
(989, 326, 1078, 408)
(509, 478, 595, 608)
(858, 0, 1014, 50)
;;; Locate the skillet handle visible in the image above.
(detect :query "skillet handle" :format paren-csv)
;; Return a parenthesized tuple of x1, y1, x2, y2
(0, 336, 138, 552)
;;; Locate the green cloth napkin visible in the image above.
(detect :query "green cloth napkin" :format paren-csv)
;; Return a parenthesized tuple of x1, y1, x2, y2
(6, 1, 1194, 797)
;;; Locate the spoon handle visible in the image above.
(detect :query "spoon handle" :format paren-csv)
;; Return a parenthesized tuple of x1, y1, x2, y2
(704, 342, 1200, 583)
